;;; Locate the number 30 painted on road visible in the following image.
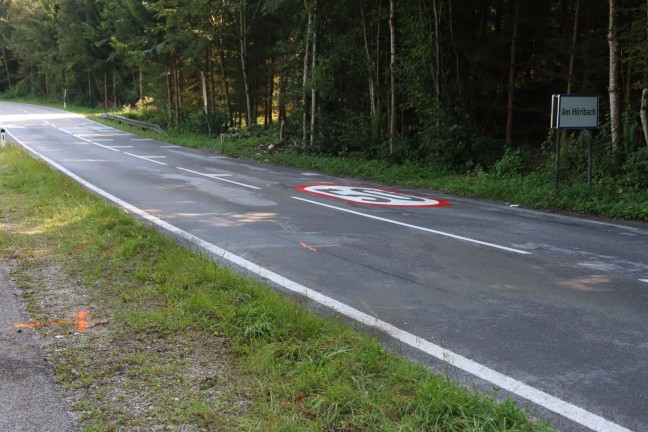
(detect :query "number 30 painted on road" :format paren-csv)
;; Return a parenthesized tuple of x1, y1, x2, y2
(295, 184, 451, 208)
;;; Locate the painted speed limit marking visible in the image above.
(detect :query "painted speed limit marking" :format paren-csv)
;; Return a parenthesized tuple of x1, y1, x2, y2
(295, 184, 451, 208)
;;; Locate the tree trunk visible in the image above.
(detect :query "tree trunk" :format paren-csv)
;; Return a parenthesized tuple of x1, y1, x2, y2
(201, 70, 212, 135)
(641, 88, 648, 146)
(113, 69, 117, 107)
(505, 0, 519, 145)
(361, 5, 380, 144)
(608, 0, 621, 148)
(239, 0, 253, 126)
(643, 0, 648, 145)
(448, 0, 462, 104)
(278, 63, 287, 126)
(208, 47, 215, 117)
(139, 68, 144, 103)
(173, 57, 181, 127)
(1, 46, 11, 89)
(217, 42, 234, 128)
(265, 58, 273, 127)
(166, 63, 173, 125)
(567, 0, 580, 95)
(201, 71, 209, 115)
(104, 72, 108, 109)
(389, 0, 396, 154)
(302, 0, 313, 146)
(361, 6, 376, 118)
(310, 0, 318, 148)
(431, 0, 440, 105)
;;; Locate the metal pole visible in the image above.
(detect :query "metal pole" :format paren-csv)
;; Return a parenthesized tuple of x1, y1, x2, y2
(554, 128, 561, 191)
(587, 130, 592, 189)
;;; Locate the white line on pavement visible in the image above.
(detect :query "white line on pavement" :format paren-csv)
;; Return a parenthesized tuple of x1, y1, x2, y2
(292, 196, 531, 255)
(92, 142, 120, 152)
(177, 167, 260, 190)
(124, 152, 167, 165)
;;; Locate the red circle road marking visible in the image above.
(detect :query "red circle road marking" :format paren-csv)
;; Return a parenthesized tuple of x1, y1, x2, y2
(295, 184, 451, 208)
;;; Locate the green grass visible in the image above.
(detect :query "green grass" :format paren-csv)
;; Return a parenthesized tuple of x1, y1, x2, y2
(0, 132, 552, 429)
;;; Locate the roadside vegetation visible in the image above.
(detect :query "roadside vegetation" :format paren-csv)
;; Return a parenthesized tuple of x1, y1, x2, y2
(0, 135, 553, 429)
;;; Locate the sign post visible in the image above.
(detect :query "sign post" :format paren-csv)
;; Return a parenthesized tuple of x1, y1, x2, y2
(550, 95, 599, 190)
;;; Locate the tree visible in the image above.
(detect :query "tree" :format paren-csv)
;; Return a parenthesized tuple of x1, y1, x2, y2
(388, 0, 396, 153)
(608, 0, 621, 148)
(0, 0, 13, 92)
(302, 0, 314, 145)
(505, 0, 519, 145)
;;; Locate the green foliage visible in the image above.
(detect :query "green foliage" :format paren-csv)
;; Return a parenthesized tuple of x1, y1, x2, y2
(176, 109, 228, 135)
(493, 146, 528, 178)
(622, 147, 648, 189)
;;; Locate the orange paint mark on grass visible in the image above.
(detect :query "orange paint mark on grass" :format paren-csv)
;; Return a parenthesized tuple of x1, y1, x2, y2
(13, 310, 90, 332)
(76, 311, 88, 332)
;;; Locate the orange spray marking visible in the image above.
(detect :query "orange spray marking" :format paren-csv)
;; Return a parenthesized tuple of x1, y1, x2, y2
(13, 310, 89, 332)
(76, 311, 88, 332)
(300, 242, 341, 252)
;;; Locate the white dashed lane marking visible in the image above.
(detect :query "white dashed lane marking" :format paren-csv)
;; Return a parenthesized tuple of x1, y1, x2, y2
(177, 167, 260, 190)
(124, 152, 167, 165)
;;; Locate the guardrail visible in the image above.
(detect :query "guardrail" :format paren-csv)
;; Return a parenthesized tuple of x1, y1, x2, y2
(100, 113, 166, 135)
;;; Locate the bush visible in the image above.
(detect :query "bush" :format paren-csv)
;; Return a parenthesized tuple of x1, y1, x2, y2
(622, 147, 648, 189)
(493, 147, 527, 178)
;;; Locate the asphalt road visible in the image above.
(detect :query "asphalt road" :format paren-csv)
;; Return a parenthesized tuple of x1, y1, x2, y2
(2, 102, 647, 431)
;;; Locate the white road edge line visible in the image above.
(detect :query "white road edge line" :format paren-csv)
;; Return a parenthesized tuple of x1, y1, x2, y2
(292, 196, 531, 255)
(640, 279, 648, 283)
(177, 166, 260, 190)
(9, 131, 632, 432)
(124, 152, 167, 165)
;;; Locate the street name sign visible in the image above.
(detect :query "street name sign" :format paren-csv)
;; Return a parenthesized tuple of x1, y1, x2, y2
(551, 94, 599, 129)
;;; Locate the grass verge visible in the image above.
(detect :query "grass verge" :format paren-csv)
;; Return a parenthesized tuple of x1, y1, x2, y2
(0, 134, 553, 429)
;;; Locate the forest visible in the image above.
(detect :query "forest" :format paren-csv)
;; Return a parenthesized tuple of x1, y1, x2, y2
(1, 0, 647, 180)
